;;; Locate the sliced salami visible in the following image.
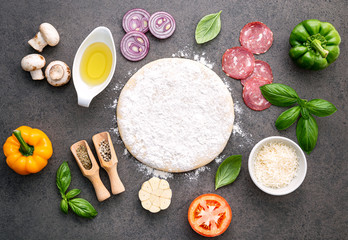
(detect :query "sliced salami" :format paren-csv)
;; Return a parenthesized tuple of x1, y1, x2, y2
(241, 60, 273, 86)
(243, 77, 271, 111)
(239, 22, 273, 54)
(222, 47, 255, 80)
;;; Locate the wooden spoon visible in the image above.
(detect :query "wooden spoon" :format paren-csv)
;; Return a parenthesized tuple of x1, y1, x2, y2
(92, 132, 125, 195)
(70, 140, 111, 202)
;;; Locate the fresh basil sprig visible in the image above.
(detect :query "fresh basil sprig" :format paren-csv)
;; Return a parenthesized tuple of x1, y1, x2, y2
(296, 115, 318, 154)
(195, 11, 222, 44)
(66, 189, 81, 199)
(275, 106, 301, 130)
(68, 198, 98, 219)
(56, 162, 97, 218)
(56, 161, 71, 196)
(215, 155, 242, 190)
(260, 83, 299, 106)
(306, 99, 337, 117)
(260, 83, 337, 154)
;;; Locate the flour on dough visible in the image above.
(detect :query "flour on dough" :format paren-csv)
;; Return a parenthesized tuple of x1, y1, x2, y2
(117, 58, 234, 172)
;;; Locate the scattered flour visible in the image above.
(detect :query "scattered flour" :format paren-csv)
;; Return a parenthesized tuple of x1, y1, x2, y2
(172, 46, 214, 69)
(234, 100, 243, 115)
(126, 67, 138, 78)
(222, 77, 234, 93)
(215, 155, 226, 164)
(232, 100, 254, 146)
(112, 82, 124, 91)
(109, 125, 123, 145)
(184, 166, 211, 181)
(136, 163, 174, 180)
(109, 98, 117, 109)
(123, 148, 128, 156)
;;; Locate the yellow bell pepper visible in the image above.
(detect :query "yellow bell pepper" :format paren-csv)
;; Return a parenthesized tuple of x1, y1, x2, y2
(3, 126, 53, 175)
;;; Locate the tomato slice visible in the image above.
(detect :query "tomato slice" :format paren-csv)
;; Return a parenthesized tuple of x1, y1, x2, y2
(188, 194, 232, 237)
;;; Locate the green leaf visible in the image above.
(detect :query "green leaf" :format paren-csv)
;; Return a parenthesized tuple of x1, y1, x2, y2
(275, 106, 301, 130)
(56, 162, 71, 195)
(195, 11, 222, 44)
(60, 199, 68, 214)
(301, 107, 310, 119)
(68, 198, 98, 218)
(306, 99, 337, 117)
(296, 115, 318, 154)
(215, 155, 242, 190)
(260, 83, 299, 107)
(66, 189, 81, 199)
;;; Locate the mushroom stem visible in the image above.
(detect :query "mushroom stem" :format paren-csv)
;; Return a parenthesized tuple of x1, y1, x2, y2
(45, 61, 71, 86)
(49, 64, 64, 80)
(28, 32, 47, 53)
(30, 69, 44, 80)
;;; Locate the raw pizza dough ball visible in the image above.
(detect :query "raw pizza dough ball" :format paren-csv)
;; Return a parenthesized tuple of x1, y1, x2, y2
(117, 58, 234, 172)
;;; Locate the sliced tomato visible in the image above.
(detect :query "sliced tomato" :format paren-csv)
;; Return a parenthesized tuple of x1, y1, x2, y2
(188, 194, 232, 237)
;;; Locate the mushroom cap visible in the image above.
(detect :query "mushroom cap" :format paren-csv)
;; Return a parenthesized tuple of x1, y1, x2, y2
(39, 23, 60, 46)
(45, 61, 71, 86)
(21, 54, 46, 71)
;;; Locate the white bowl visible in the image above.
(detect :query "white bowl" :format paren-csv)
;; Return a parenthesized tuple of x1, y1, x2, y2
(72, 26, 117, 107)
(248, 136, 307, 196)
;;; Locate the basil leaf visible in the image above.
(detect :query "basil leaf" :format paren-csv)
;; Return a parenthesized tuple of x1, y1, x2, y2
(60, 199, 68, 214)
(296, 115, 318, 154)
(260, 83, 299, 107)
(306, 99, 337, 117)
(66, 189, 81, 199)
(68, 198, 98, 218)
(275, 106, 301, 130)
(301, 107, 310, 119)
(56, 162, 71, 195)
(215, 155, 242, 190)
(195, 11, 222, 44)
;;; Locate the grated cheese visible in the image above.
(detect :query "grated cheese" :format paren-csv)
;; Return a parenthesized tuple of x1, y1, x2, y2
(254, 142, 299, 188)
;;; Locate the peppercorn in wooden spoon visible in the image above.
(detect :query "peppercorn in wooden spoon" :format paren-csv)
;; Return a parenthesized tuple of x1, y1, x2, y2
(92, 132, 125, 195)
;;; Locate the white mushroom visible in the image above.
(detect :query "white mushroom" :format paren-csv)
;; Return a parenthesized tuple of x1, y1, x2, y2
(21, 54, 46, 80)
(28, 23, 60, 52)
(45, 61, 71, 86)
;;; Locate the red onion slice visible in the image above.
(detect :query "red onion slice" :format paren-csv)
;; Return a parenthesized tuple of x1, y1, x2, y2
(122, 8, 151, 33)
(120, 31, 149, 61)
(149, 12, 176, 39)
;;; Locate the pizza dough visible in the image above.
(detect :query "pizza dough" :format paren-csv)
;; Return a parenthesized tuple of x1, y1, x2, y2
(117, 58, 234, 172)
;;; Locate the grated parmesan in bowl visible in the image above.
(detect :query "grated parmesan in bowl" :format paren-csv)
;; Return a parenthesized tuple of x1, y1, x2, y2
(248, 136, 307, 196)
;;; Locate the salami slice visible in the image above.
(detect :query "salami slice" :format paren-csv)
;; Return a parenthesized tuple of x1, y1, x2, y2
(243, 77, 271, 111)
(222, 47, 255, 79)
(239, 22, 273, 54)
(241, 60, 273, 86)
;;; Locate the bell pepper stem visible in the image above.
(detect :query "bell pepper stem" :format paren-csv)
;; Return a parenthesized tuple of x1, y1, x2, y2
(311, 39, 329, 58)
(13, 130, 34, 156)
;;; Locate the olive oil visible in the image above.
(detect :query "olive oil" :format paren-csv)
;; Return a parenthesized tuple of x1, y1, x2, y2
(80, 42, 112, 86)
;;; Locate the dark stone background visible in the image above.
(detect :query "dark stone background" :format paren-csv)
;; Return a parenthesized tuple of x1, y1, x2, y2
(0, 0, 347, 239)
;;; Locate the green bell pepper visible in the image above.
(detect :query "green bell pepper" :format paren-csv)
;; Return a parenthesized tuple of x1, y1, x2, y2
(289, 19, 341, 70)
